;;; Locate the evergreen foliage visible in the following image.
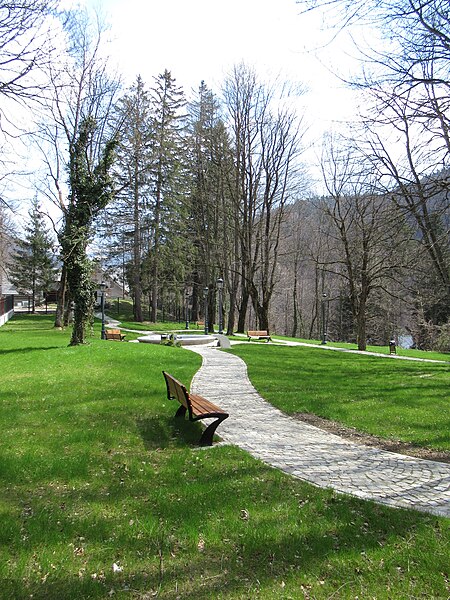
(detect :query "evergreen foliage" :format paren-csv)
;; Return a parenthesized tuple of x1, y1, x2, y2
(8, 198, 57, 311)
(109, 75, 154, 322)
(147, 69, 191, 322)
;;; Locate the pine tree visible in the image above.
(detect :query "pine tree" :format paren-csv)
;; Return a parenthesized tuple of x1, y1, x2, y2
(147, 70, 190, 322)
(107, 75, 153, 322)
(8, 198, 57, 312)
(187, 81, 235, 329)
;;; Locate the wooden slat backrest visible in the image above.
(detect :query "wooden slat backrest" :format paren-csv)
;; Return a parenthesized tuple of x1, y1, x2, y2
(248, 330, 269, 336)
(162, 371, 190, 411)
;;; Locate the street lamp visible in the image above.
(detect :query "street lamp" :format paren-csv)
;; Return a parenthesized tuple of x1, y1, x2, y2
(321, 293, 327, 345)
(217, 277, 224, 334)
(203, 287, 209, 335)
(185, 289, 190, 330)
(100, 281, 107, 340)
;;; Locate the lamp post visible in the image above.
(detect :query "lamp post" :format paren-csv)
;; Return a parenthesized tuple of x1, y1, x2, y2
(203, 287, 209, 335)
(185, 289, 190, 330)
(217, 277, 224, 334)
(321, 293, 327, 345)
(100, 281, 107, 340)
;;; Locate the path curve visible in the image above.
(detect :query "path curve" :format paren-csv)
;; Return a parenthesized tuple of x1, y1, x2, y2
(189, 346, 450, 518)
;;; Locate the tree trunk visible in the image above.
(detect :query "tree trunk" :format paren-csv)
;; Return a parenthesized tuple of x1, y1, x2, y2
(292, 263, 299, 338)
(66, 243, 94, 346)
(356, 311, 367, 351)
(150, 174, 162, 323)
(54, 264, 67, 328)
(237, 285, 250, 333)
(356, 286, 368, 350)
(133, 170, 143, 322)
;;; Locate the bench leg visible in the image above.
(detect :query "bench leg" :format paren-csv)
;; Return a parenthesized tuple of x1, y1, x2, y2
(198, 415, 227, 447)
(175, 405, 187, 418)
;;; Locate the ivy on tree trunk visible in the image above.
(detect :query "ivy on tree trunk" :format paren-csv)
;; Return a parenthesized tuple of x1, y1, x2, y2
(59, 116, 116, 346)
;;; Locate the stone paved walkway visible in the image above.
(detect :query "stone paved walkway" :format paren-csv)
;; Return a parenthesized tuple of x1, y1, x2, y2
(189, 346, 450, 518)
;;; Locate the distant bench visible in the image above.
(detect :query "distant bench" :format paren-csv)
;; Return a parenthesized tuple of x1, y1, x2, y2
(247, 330, 271, 342)
(162, 371, 229, 446)
(105, 328, 126, 341)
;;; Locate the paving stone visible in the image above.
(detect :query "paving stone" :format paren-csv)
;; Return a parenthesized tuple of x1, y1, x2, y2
(188, 345, 450, 518)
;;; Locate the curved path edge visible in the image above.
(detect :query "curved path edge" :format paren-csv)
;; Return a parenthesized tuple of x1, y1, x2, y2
(188, 346, 450, 518)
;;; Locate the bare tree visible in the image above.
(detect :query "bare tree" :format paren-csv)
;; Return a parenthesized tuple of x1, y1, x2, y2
(223, 64, 307, 331)
(298, 0, 450, 336)
(223, 64, 262, 332)
(321, 136, 412, 350)
(0, 0, 57, 110)
(360, 84, 450, 324)
(36, 9, 120, 343)
(249, 99, 306, 330)
(0, 1, 58, 212)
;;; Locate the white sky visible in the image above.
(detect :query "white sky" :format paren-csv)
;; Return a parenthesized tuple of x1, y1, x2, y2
(76, 0, 368, 192)
(9, 0, 368, 222)
(94, 0, 362, 138)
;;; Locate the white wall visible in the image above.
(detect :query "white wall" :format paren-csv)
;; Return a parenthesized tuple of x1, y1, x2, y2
(0, 309, 14, 327)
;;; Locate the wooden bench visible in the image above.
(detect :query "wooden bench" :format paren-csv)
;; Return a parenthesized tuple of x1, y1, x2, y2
(247, 330, 271, 342)
(162, 371, 229, 446)
(105, 328, 126, 341)
(196, 320, 205, 329)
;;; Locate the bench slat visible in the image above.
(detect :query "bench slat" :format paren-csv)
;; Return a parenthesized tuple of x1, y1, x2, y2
(189, 394, 228, 418)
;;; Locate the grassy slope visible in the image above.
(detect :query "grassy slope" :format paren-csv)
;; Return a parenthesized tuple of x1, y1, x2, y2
(230, 344, 450, 451)
(0, 315, 448, 599)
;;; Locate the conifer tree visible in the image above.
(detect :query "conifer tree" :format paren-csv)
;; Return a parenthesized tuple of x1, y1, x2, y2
(108, 75, 153, 322)
(187, 81, 235, 329)
(8, 198, 57, 311)
(147, 70, 190, 322)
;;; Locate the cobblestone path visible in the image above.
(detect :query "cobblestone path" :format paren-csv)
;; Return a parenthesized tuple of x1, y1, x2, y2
(189, 346, 450, 518)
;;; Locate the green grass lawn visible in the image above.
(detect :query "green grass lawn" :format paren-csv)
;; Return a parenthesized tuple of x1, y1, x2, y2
(105, 300, 195, 333)
(0, 315, 449, 599)
(230, 344, 450, 451)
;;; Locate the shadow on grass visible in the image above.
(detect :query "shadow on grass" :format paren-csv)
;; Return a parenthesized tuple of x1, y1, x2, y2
(0, 346, 62, 355)
(137, 415, 205, 449)
(1, 453, 445, 600)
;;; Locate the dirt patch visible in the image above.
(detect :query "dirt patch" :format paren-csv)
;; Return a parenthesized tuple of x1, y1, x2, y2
(293, 413, 450, 464)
